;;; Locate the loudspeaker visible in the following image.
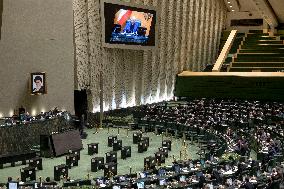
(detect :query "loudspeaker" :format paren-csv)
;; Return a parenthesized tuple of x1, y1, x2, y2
(133, 132, 142, 144)
(91, 157, 104, 172)
(88, 143, 99, 155)
(162, 140, 172, 151)
(158, 147, 169, 158)
(54, 164, 68, 181)
(121, 146, 131, 159)
(104, 162, 117, 177)
(113, 140, 122, 151)
(144, 156, 156, 171)
(20, 166, 36, 182)
(155, 151, 166, 165)
(108, 136, 117, 147)
(106, 151, 117, 163)
(141, 137, 149, 148)
(138, 140, 148, 153)
(29, 157, 42, 170)
(66, 153, 79, 168)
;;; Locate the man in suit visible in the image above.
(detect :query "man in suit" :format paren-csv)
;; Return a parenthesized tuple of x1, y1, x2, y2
(123, 16, 141, 34)
(33, 75, 44, 93)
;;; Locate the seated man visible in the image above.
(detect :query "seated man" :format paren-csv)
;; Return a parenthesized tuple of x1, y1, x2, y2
(123, 16, 141, 34)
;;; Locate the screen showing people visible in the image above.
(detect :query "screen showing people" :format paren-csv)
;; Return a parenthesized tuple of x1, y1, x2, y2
(111, 9, 154, 44)
(31, 73, 46, 94)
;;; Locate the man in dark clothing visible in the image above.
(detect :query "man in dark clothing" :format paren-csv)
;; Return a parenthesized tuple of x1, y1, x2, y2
(242, 177, 254, 189)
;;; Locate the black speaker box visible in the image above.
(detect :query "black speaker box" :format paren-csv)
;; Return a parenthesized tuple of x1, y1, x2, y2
(54, 164, 68, 181)
(108, 136, 117, 147)
(106, 151, 117, 163)
(20, 166, 36, 182)
(104, 162, 117, 177)
(91, 157, 104, 172)
(88, 143, 99, 155)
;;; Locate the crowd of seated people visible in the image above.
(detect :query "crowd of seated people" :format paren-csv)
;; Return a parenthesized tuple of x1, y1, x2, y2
(97, 98, 284, 188)
(1, 99, 283, 188)
(1, 107, 68, 126)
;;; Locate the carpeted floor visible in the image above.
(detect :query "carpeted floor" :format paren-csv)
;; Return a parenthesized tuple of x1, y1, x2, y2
(0, 128, 202, 183)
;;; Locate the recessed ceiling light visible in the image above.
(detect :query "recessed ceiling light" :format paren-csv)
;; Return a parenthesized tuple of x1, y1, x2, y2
(228, 1, 231, 3)
(232, 10, 235, 11)
(230, 5, 232, 8)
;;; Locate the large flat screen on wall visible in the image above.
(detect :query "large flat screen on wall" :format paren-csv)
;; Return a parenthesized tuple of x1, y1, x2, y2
(101, 0, 158, 50)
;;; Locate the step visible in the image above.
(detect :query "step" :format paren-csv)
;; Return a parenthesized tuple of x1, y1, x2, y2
(246, 33, 269, 37)
(238, 49, 284, 53)
(234, 57, 284, 62)
(240, 45, 284, 49)
(249, 30, 264, 34)
(236, 53, 284, 58)
(243, 41, 284, 45)
(229, 67, 284, 72)
(245, 37, 278, 41)
(231, 62, 284, 67)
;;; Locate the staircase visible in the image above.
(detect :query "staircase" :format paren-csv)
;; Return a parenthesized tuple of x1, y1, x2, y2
(228, 30, 284, 72)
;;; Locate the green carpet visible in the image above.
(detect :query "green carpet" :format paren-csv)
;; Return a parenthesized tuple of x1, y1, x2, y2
(0, 128, 201, 183)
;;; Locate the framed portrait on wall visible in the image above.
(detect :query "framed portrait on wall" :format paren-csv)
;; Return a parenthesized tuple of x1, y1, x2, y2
(31, 72, 46, 95)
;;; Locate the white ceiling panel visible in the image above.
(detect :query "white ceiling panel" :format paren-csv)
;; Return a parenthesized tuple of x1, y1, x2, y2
(268, 0, 284, 23)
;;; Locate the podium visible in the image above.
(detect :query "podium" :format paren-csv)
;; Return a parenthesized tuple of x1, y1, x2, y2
(54, 164, 68, 181)
(155, 151, 166, 165)
(138, 140, 148, 153)
(144, 156, 156, 171)
(20, 166, 36, 182)
(91, 157, 104, 172)
(87, 143, 99, 155)
(106, 151, 117, 163)
(104, 162, 117, 177)
(121, 146, 131, 159)
(108, 136, 117, 147)
(113, 140, 122, 151)
(133, 132, 142, 144)
(66, 153, 79, 168)
(162, 140, 172, 151)
(29, 157, 42, 170)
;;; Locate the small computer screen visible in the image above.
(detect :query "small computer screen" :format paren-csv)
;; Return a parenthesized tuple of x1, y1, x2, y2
(8, 182, 18, 189)
(119, 176, 126, 181)
(179, 175, 186, 182)
(112, 185, 121, 189)
(137, 181, 145, 189)
(96, 178, 104, 185)
(139, 172, 146, 178)
(159, 179, 166, 186)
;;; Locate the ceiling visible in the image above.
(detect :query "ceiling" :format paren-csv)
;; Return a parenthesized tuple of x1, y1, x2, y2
(224, 0, 284, 25)
(268, 0, 284, 23)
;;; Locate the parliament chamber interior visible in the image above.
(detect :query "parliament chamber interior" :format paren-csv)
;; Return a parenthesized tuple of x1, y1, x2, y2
(0, 0, 284, 188)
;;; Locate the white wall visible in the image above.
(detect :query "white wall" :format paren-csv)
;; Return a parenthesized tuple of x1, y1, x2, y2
(0, 0, 74, 117)
(73, 0, 227, 112)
